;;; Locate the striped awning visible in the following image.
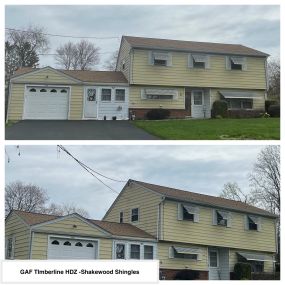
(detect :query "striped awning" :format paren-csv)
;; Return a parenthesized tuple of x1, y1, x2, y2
(230, 56, 244, 65)
(153, 53, 169, 61)
(183, 205, 197, 214)
(173, 246, 200, 255)
(220, 91, 260, 99)
(237, 252, 275, 262)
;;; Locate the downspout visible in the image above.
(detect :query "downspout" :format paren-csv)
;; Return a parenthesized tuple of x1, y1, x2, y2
(157, 197, 165, 241)
(264, 57, 269, 101)
(6, 81, 12, 123)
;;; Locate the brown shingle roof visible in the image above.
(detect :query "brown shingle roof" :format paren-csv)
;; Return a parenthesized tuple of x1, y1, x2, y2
(132, 180, 276, 218)
(11, 210, 154, 239)
(13, 67, 128, 84)
(123, 35, 269, 57)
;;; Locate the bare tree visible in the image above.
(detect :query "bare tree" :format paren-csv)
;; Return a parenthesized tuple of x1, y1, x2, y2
(5, 181, 49, 216)
(55, 40, 100, 70)
(103, 50, 119, 71)
(45, 202, 89, 218)
(267, 58, 280, 100)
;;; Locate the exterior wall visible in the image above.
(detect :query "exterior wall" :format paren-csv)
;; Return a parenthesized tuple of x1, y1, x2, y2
(99, 239, 113, 259)
(69, 85, 84, 119)
(116, 38, 131, 81)
(103, 183, 163, 237)
(129, 85, 185, 109)
(210, 89, 265, 110)
(130, 108, 189, 119)
(131, 49, 267, 90)
(5, 212, 30, 259)
(7, 83, 25, 121)
(162, 200, 276, 253)
(158, 242, 208, 271)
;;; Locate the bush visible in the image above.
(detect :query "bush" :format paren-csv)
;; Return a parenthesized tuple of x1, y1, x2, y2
(212, 100, 228, 118)
(265, 100, 278, 113)
(234, 263, 252, 280)
(228, 109, 264, 118)
(174, 270, 199, 280)
(146, 109, 170, 120)
(268, 105, 280, 117)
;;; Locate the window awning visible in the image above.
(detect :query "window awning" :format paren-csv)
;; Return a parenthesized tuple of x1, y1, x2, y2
(219, 91, 260, 99)
(192, 54, 207, 62)
(237, 252, 275, 262)
(230, 56, 244, 65)
(183, 205, 197, 214)
(217, 210, 228, 219)
(248, 215, 258, 224)
(173, 246, 200, 255)
(145, 89, 177, 96)
(153, 53, 169, 61)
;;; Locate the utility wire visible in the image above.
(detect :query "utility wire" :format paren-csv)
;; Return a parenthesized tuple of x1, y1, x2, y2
(58, 145, 126, 195)
(5, 28, 120, 40)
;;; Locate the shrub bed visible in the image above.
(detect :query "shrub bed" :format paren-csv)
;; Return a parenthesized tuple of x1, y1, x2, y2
(146, 109, 170, 120)
(228, 109, 264, 118)
(174, 270, 199, 280)
(234, 262, 252, 280)
(268, 105, 280, 117)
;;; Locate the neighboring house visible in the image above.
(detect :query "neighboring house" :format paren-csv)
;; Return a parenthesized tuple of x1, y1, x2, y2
(5, 180, 277, 280)
(6, 36, 268, 121)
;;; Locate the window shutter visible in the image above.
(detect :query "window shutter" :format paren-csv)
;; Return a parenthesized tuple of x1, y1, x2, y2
(141, 89, 147, 100)
(148, 51, 154, 65)
(205, 55, 210, 69)
(177, 203, 183, 220)
(167, 53, 172, 67)
(227, 213, 232, 228)
(244, 215, 249, 230)
(188, 54, 194, 68)
(212, 209, 217, 225)
(194, 207, 200, 223)
(225, 56, 231, 70)
(242, 57, 247, 71)
(257, 217, 262, 231)
(169, 247, 174, 258)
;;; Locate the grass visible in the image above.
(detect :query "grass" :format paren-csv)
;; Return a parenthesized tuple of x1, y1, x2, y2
(133, 118, 280, 140)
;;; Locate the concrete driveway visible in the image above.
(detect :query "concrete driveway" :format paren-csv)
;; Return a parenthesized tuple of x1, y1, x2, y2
(5, 120, 158, 140)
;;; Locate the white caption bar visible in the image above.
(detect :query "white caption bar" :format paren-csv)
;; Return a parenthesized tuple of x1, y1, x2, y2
(2, 260, 159, 283)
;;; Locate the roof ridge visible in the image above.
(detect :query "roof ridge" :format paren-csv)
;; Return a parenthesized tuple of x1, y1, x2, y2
(14, 209, 61, 218)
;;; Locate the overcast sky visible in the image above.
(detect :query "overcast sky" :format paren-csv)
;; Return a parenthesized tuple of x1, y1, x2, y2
(5, 145, 267, 219)
(5, 5, 280, 70)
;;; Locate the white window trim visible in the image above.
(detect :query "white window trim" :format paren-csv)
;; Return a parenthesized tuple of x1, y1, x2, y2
(100, 88, 112, 102)
(188, 53, 210, 69)
(177, 203, 200, 223)
(192, 90, 204, 106)
(114, 88, 126, 102)
(209, 250, 219, 268)
(169, 246, 202, 261)
(226, 56, 247, 71)
(130, 207, 140, 223)
(149, 51, 172, 67)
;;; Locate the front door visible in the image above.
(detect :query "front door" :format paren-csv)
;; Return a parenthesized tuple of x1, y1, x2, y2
(84, 88, 97, 118)
(191, 90, 205, 118)
(208, 249, 220, 280)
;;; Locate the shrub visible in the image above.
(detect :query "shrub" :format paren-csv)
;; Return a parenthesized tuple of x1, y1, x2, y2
(268, 105, 280, 117)
(252, 273, 276, 280)
(234, 262, 252, 280)
(228, 109, 264, 118)
(265, 100, 278, 113)
(174, 270, 199, 280)
(212, 100, 228, 118)
(146, 109, 170, 120)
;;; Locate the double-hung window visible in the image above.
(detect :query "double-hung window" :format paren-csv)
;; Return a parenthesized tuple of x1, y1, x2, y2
(150, 52, 171, 66)
(115, 89, 125, 101)
(144, 245, 154, 259)
(130, 244, 140, 259)
(226, 56, 247, 70)
(189, 54, 209, 69)
(119, 211, 124, 223)
(178, 203, 199, 222)
(101, 88, 111, 101)
(131, 208, 139, 222)
(213, 209, 231, 227)
(248, 215, 258, 231)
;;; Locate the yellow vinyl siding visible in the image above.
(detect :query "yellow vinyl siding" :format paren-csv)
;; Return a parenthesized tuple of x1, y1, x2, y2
(162, 200, 276, 252)
(103, 184, 163, 237)
(34, 216, 108, 237)
(116, 38, 131, 81)
(12, 69, 78, 84)
(7, 83, 25, 121)
(31, 232, 48, 259)
(129, 85, 185, 109)
(69, 86, 84, 119)
(5, 212, 30, 259)
(210, 89, 265, 110)
(158, 242, 208, 271)
(229, 249, 274, 273)
(99, 239, 113, 259)
(132, 49, 266, 90)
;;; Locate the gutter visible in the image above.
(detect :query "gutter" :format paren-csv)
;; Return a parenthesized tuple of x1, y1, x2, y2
(157, 197, 165, 241)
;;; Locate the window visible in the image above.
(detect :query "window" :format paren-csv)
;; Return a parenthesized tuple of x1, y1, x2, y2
(29, 88, 36, 92)
(171, 247, 199, 260)
(226, 99, 253, 109)
(248, 216, 258, 231)
(50, 89, 57, 93)
(144, 245, 154, 259)
(130, 244, 140, 259)
(101, 89, 111, 101)
(131, 208, 139, 222)
(216, 211, 228, 227)
(116, 243, 125, 259)
(142, 89, 178, 100)
(61, 89, 67, 93)
(174, 252, 197, 260)
(237, 254, 264, 273)
(119, 211, 124, 223)
(6, 237, 14, 259)
(147, 94, 173, 100)
(178, 204, 199, 222)
(183, 206, 194, 221)
(115, 89, 125, 101)
(87, 89, 96, 101)
(151, 52, 171, 66)
(40, 88, 47, 92)
(122, 60, 125, 70)
(86, 243, 94, 248)
(75, 242, 83, 247)
(193, 91, 203, 105)
(209, 251, 218, 267)
(190, 54, 208, 69)
(63, 241, 71, 246)
(227, 56, 246, 71)
(51, 240, 59, 245)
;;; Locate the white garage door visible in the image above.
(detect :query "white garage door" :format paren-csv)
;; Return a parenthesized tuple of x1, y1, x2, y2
(48, 237, 97, 259)
(23, 86, 69, 119)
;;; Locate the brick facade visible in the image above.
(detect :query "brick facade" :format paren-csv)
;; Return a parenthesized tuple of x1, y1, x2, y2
(160, 269, 209, 280)
(129, 108, 190, 119)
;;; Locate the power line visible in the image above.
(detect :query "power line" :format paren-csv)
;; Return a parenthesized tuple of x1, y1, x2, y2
(5, 27, 120, 40)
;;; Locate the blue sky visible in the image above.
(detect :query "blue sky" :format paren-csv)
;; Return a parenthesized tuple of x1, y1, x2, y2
(5, 145, 266, 219)
(5, 5, 280, 69)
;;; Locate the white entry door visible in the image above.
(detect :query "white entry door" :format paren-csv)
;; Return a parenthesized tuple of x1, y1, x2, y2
(84, 88, 97, 118)
(208, 249, 220, 280)
(191, 90, 205, 118)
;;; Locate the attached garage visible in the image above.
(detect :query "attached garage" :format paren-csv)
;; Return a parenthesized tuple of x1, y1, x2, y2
(23, 86, 69, 120)
(48, 237, 97, 259)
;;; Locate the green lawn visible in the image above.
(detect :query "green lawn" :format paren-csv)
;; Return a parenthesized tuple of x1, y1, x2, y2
(133, 118, 280, 140)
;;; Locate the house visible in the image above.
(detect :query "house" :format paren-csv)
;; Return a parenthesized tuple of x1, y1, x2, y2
(5, 179, 277, 280)
(6, 36, 268, 121)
